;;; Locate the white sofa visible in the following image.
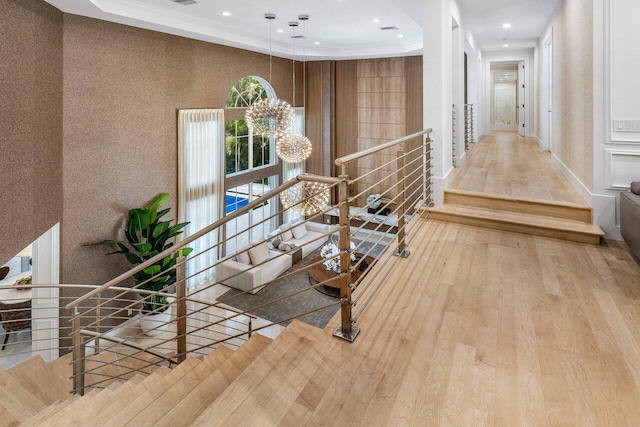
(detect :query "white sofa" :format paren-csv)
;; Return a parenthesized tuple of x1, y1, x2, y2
(220, 249, 292, 294)
(272, 221, 337, 258)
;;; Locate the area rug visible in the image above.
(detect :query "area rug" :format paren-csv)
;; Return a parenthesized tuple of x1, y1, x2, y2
(218, 238, 388, 329)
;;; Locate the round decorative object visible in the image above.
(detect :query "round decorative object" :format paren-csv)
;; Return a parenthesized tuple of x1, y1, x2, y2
(280, 182, 330, 216)
(245, 98, 295, 138)
(276, 134, 312, 163)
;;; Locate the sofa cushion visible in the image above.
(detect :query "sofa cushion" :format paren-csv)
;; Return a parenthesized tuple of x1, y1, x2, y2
(291, 222, 308, 239)
(631, 181, 640, 195)
(235, 246, 251, 265)
(280, 224, 293, 241)
(248, 241, 271, 265)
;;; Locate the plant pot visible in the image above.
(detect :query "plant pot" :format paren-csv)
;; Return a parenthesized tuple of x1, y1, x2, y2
(139, 297, 175, 337)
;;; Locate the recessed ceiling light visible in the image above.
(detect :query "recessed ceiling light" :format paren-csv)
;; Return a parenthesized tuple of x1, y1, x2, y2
(373, 18, 381, 23)
(221, 11, 230, 16)
(277, 29, 284, 33)
(314, 41, 320, 45)
(503, 44, 510, 47)
(502, 23, 512, 29)
(397, 34, 404, 38)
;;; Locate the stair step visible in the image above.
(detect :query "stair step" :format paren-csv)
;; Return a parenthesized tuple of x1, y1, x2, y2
(91, 360, 195, 423)
(96, 357, 201, 425)
(48, 352, 73, 393)
(157, 335, 273, 426)
(0, 368, 47, 422)
(428, 204, 604, 244)
(107, 347, 235, 426)
(192, 321, 335, 426)
(444, 188, 592, 222)
(7, 355, 69, 405)
(67, 373, 152, 426)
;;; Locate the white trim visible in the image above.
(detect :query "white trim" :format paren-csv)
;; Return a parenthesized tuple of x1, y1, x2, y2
(605, 149, 640, 190)
(431, 166, 455, 204)
(533, 133, 545, 150)
(453, 151, 466, 167)
(552, 154, 621, 240)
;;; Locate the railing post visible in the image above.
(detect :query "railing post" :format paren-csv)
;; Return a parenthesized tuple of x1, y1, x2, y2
(176, 280, 187, 364)
(94, 292, 101, 354)
(424, 134, 432, 206)
(394, 150, 410, 258)
(71, 309, 85, 395)
(333, 175, 359, 343)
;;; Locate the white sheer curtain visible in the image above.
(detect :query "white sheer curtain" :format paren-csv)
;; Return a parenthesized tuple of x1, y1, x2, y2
(282, 107, 307, 223)
(178, 109, 225, 290)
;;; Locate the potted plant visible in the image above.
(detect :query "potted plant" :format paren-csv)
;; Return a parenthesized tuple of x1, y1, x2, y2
(89, 193, 192, 336)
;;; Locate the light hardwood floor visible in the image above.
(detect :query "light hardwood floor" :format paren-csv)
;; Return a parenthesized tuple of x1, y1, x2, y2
(316, 220, 640, 426)
(450, 132, 587, 205)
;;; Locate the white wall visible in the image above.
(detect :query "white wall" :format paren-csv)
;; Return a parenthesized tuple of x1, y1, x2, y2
(481, 49, 535, 138)
(464, 34, 482, 142)
(423, 0, 466, 202)
(591, 0, 640, 239)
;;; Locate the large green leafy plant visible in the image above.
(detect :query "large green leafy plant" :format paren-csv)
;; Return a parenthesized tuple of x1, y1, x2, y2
(90, 193, 192, 313)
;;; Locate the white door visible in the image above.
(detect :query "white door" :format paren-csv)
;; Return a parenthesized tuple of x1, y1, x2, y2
(517, 61, 525, 136)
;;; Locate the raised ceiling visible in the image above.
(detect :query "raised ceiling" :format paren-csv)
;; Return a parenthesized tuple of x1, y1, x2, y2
(45, 0, 423, 60)
(44, 0, 561, 58)
(456, 0, 561, 51)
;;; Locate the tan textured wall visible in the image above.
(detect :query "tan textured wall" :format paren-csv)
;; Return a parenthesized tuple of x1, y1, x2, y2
(62, 15, 302, 286)
(537, 0, 594, 190)
(0, 0, 63, 265)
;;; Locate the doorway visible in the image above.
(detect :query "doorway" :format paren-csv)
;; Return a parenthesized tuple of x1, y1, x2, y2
(490, 63, 518, 132)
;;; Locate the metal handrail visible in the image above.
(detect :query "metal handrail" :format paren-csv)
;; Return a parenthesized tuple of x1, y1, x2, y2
(334, 129, 432, 169)
(67, 173, 340, 309)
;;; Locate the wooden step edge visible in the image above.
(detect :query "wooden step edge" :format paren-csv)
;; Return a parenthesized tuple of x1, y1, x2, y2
(444, 188, 592, 222)
(21, 400, 68, 427)
(428, 207, 604, 244)
(444, 188, 591, 209)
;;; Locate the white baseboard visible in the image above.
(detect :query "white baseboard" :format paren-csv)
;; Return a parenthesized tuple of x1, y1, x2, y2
(453, 151, 467, 167)
(533, 133, 544, 150)
(552, 154, 621, 240)
(432, 166, 455, 204)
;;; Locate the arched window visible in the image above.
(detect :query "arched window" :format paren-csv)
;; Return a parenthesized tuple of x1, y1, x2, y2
(225, 77, 276, 175)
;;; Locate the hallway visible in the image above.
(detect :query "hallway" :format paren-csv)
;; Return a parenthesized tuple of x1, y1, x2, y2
(450, 132, 587, 205)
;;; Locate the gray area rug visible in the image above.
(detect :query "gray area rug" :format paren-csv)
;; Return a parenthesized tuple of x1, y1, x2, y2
(218, 238, 388, 329)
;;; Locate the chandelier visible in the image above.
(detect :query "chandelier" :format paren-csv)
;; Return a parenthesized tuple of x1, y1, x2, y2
(280, 181, 330, 216)
(245, 13, 296, 139)
(276, 15, 313, 163)
(245, 98, 295, 138)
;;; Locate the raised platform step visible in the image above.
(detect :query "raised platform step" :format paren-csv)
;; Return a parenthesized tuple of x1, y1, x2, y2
(444, 189, 592, 222)
(428, 204, 604, 245)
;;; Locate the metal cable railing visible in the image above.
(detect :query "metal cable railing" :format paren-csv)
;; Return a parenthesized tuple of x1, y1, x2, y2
(464, 103, 475, 150)
(49, 129, 434, 395)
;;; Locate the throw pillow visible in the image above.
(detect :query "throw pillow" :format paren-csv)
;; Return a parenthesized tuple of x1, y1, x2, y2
(291, 222, 308, 240)
(248, 241, 271, 265)
(280, 224, 293, 241)
(236, 246, 251, 265)
(631, 182, 640, 195)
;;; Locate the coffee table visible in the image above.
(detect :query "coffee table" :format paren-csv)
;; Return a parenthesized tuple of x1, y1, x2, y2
(308, 253, 375, 293)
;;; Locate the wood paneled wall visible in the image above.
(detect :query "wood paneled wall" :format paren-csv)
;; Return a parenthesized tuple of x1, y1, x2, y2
(305, 56, 423, 207)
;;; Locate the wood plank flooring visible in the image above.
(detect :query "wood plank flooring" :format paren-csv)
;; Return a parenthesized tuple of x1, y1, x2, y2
(320, 220, 640, 425)
(450, 132, 587, 205)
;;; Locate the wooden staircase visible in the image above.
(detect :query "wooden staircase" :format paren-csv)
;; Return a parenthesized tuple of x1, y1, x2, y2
(428, 189, 605, 244)
(1, 320, 371, 426)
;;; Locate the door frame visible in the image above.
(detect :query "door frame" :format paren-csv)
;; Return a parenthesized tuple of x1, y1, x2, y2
(543, 31, 554, 151)
(484, 56, 532, 137)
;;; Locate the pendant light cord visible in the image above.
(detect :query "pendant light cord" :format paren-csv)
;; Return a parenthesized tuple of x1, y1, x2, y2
(292, 26, 296, 108)
(269, 18, 273, 84)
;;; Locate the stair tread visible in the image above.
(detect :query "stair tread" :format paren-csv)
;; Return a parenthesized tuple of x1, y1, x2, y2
(192, 321, 333, 426)
(0, 368, 48, 422)
(428, 204, 604, 235)
(7, 355, 69, 406)
(444, 188, 590, 209)
(108, 347, 235, 426)
(157, 334, 273, 426)
(96, 357, 201, 425)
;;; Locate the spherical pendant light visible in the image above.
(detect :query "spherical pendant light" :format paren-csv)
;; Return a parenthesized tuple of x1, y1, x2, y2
(245, 98, 295, 139)
(281, 182, 330, 216)
(276, 133, 312, 162)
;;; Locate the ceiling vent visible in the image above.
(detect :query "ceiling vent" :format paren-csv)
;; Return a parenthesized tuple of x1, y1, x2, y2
(290, 35, 306, 39)
(380, 26, 399, 31)
(172, 0, 197, 5)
